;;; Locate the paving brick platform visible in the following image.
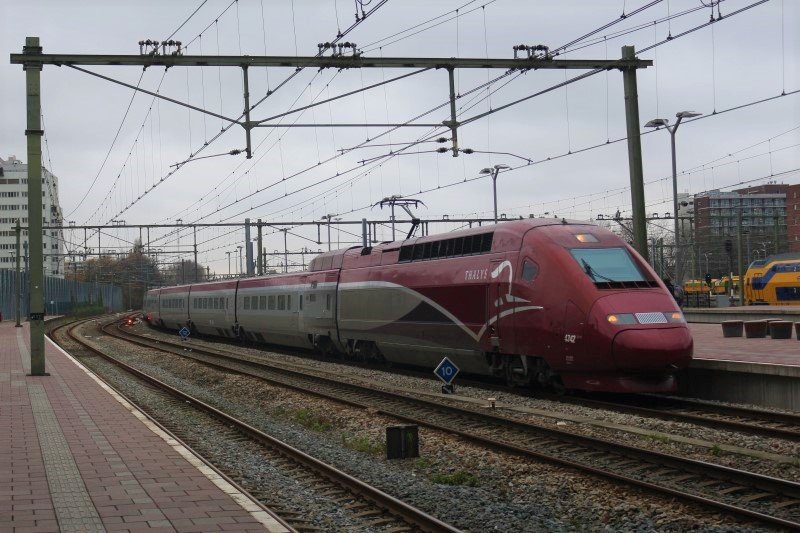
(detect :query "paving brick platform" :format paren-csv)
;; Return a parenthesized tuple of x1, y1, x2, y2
(0, 320, 290, 532)
(690, 322, 800, 368)
(685, 323, 800, 410)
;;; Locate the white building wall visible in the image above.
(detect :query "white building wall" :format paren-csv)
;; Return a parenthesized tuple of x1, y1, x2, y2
(0, 155, 65, 278)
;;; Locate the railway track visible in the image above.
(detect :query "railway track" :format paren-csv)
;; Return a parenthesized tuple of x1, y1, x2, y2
(50, 317, 459, 533)
(547, 393, 800, 442)
(108, 321, 800, 529)
(137, 320, 800, 443)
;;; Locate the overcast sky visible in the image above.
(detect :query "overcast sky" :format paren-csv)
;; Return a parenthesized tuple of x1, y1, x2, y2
(2, 0, 798, 273)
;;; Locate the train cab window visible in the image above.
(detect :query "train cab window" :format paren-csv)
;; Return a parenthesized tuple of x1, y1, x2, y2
(268, 295, 276, 310)
(259, 296, 267, 310)
(570, 248, 645, 283)
(522, 260, 539, 282)
(277, 295, 286, 310)
(244, 297, 251, 310)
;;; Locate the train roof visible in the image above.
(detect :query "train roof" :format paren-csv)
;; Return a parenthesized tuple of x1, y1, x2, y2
(748, 252, 800, 269)
(309, 217, 604, 271)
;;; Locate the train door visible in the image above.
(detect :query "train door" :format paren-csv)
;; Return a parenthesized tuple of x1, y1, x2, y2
(488, 258, 516, 351)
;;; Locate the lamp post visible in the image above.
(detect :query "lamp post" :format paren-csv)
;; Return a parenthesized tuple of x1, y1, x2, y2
(703, 252, 713, 275)
(644, 111, 702, 285)
(334, 217, 342, 248)
(320, 214, 336, 251)
(237, 245, 243, 277)
(479, 164, 510, 224)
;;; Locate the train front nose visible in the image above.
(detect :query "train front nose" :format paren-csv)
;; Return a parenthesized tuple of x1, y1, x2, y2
(612, 326, 693, 372)
(592, 293, 693, 373)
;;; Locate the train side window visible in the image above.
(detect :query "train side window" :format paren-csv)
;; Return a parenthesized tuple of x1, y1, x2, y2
(244, 297, 251, 310)
(259, 296, 266, 310)
(453, 238, 463, 255)
(309, 293, 316, 303)
(299, 294, 303, 310)
(277, 295, 286, 310)
(268, 295, 276, 310)
(287, 295, 292, 310)
(522, 260, 539, 282)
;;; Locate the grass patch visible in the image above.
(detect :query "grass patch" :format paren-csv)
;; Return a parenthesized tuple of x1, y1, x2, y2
(645, 433, 671, 444)
(341, 433, 385, 456)
(414, 457, 432, 470)
(709, 444, 723, 457)
(430, 470, 479, 487)
(292, 408, 333, 432)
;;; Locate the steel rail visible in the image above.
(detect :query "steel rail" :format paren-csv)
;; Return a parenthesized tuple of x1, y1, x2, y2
(56, 317, 460, 533)
(541, 393, 800, 442)
(110, 322, 800, 529)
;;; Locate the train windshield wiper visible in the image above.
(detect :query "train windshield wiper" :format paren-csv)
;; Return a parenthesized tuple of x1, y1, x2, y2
(581, 259, 617, 283)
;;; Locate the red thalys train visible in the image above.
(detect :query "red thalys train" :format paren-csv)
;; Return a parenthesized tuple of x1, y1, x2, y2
(143, 219, 693, 393)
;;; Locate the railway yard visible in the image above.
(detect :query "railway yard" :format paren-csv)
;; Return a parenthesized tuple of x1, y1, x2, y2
(2, 3, 799, 531)
(20, 314, 796, 531)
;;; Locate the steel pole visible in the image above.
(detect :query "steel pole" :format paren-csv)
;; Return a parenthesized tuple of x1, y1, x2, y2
(193, 226, 198, 281)
(670, 128, 681, 284)
(257, 219, 263, 275)
(621, 46, 648, 261)
(24, 37, 46, 375)
(737, 209, 745, 304)
(15, 219, 22, 327)
(492, 170, 498, 224)
(283, 229, 288, 273)
(362, 218, 368, 247)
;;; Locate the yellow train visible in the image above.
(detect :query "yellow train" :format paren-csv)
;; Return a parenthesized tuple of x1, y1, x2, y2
(744, 253, 800, 306)
(684, 276, 739, 296)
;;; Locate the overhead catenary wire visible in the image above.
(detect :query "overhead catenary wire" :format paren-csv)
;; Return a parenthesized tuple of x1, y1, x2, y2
(141, 0, 784, 258)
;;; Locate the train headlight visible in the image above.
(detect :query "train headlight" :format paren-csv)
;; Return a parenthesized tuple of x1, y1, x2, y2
(665, 311, 685, 323)
(607, 313, 636, 325)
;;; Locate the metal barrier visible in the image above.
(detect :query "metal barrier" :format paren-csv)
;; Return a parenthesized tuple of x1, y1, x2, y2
(0, 270, 123, 320)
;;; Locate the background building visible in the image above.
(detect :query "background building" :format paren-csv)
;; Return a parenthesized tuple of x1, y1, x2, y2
(693, 184, 788, 277)
(0, 155, 64, 277)
(787, 184, 800, 252)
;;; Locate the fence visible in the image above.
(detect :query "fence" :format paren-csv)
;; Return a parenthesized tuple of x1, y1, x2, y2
(0, 270, 123, 320)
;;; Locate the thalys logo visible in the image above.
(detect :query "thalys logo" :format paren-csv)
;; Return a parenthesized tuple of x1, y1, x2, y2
(464, 268, 488, 280)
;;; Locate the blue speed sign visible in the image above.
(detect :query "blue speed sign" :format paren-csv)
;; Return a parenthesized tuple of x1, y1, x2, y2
(433, 357, 460, 385)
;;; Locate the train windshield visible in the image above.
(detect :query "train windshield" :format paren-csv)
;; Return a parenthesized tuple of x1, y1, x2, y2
(570, 247, 645, 283)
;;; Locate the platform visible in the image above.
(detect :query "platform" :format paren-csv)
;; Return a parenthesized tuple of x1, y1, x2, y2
(0, 320, 289, 532)
(684, 323, 800, 411)
(683, 305, 800, 324)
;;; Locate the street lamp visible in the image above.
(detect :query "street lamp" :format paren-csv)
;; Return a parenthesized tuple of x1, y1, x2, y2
(320, 214, 336, 251)
(334, 217, 342, 248)
(703, 252, 713, 275)
(645, 110, 702, 285)
(479, 164, 510, 224)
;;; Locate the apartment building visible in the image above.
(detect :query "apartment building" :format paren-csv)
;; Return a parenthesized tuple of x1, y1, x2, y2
(0, 155, 64, 277)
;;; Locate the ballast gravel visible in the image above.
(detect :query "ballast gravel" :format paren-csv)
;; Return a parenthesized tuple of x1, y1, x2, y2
(67, 319, 774, 531)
